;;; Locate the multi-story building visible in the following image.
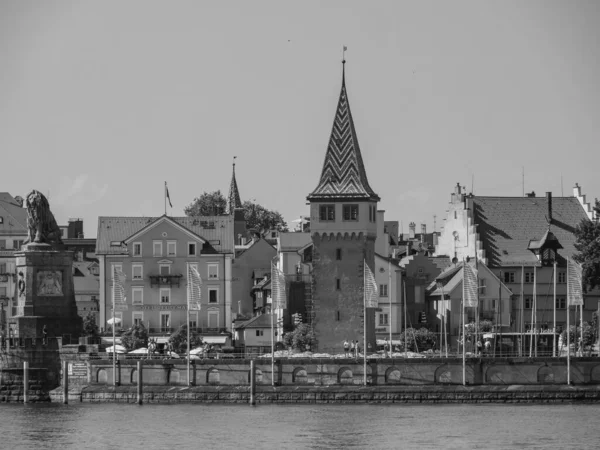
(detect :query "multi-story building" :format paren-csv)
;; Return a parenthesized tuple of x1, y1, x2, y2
(307, 61, 380, 352)
(96, 214, 235, 342)
(0, 193, 27, 329)
(436, 183, 600, 334)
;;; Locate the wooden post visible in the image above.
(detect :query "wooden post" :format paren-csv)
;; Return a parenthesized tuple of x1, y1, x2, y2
(250, 360, 256, 406)
(23, 361, 29, 404)
(137, 360, 143, 405)
(63, 360, 69, 404)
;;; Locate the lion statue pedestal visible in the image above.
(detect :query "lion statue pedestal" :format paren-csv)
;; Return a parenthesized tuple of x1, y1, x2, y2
(9, 190, 82, 341)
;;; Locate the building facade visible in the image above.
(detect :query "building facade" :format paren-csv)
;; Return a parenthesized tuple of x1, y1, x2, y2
(435, 183, 600, 334)
(96, 215, 234, 339)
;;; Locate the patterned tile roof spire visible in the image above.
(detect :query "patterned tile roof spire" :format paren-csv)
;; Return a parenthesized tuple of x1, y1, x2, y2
(307, 61, 380, 202)
(227, 156, 242, 214)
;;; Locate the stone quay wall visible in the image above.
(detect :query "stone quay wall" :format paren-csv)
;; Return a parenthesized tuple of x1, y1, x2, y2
(79, 356, 600, 387)
(54, 384, 600, 404)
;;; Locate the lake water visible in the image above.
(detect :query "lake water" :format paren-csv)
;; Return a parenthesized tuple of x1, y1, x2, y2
(0, 402, 598, 449)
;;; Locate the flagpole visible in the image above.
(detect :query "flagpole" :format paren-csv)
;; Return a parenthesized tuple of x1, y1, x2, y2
(112, 267, 116, 387)
(529, 266, 536, 358)
(553, 261, 557, 357)
(187, 265, 191, 387)
(271, 303, 275, 387)
(462, 261, 466, 386)
(403, 280, 407, 355)
(164, 181, 167, 215)
(567, 258, 571, 384)
(520, 265, 524, 356)
(271, 262, 275, 387)
(363, 259, 367, 386)
(388, 258, 392, 359)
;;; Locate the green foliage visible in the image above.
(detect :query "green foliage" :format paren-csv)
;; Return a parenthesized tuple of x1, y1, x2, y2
(184, 191, 288, 235)
(168, 324, 204, 354)
(82, 312, 99, 337)
(399, 327, 437, 352)
(243, 201, 288, 235)
(573, 203, 600, 292)
(282, 323, 316, 352)
(120, 323, 149, 351)
(560, 322, 595, 348)
(464, 320, 494, 337)
(184, 190, 228, 216)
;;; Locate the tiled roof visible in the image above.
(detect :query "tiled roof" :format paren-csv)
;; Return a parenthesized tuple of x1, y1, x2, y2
(472, 197, 588, 267)
(235, 314, 273, 329)
(307, 64, 379, 202)
(0, 192, 27, 233)
(96, 215, 234, 255)
(278, 232, 312, 252)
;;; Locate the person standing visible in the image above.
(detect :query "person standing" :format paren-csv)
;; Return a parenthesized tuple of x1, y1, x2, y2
(42, 325, 48, 346)
(343, 339, 350, 357)
(383, 338, 389, 358)
(350, 340, 355, 357)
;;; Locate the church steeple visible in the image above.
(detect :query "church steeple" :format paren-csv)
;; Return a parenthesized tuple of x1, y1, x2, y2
(307, 61, 380, 202)
(227, 156, 242, 214)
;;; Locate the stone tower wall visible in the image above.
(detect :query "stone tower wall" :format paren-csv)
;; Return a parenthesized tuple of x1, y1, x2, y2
(311, 232, 376, 354)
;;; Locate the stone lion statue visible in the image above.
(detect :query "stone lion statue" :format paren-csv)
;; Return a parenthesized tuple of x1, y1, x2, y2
(23, 190, 63, 246)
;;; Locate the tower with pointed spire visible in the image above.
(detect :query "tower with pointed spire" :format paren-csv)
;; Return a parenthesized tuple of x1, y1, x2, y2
(307, 61, 380, 352)
(227, 156, 243, 214)
(228, 157, 247, 245)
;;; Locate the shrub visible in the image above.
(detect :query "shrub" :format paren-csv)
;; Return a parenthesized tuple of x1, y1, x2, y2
(168, 324, 204, 354)
(120, 323, 149, 351)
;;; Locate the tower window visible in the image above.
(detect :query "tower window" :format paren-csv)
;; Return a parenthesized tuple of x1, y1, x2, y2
(336, 278, 341, 290)
(343, 204, 358, 221)
(336, 248, 342, 260)
(319, 205, 335, 221)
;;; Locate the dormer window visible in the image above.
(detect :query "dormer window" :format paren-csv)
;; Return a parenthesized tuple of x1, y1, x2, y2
(319, 205, 335, 221)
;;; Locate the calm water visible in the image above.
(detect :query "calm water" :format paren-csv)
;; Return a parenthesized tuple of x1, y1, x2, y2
(0, 402, 598, 449)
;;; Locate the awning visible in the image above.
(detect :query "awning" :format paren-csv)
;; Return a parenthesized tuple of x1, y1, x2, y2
(203, 336, 228, 345)
(155, 337, 170, 344)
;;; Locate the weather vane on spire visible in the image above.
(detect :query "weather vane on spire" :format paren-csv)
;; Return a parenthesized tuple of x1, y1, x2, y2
(233, 155, 237, 168)
(342, 45, 348, 63)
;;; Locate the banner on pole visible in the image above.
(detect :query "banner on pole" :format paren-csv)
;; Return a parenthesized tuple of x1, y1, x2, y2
(567, 258, 584, 306)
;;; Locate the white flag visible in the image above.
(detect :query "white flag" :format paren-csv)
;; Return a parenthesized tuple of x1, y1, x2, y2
(463, 263, 478, 308)
(364, 261, 378, 308)
(188, 265, 202, 311)
(271, 262, 287, 310)
(567, 258, 583, 306)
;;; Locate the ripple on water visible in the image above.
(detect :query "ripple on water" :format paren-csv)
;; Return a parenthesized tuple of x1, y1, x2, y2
(0, 403, 599, 449)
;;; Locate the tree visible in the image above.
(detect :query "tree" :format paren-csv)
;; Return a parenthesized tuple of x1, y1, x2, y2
(282, 323, 316, 352)
(560, 322, 595, 350)
(243, 201, 288, 235)
(573, 201, 600, 292)
(184, 190, 228, 216)
(184, 191, 288, 235)
(464, 320, 494, 338)
(168, 324, 203, 354)
(82, 312, 99, 337)
(120, 323, 149, 351)
(399, 327, 437, 352)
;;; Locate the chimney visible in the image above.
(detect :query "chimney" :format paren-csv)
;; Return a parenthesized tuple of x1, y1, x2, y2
(546, 192, 552, 225)
(409, 222, 416, 239)
(573, 183, 581, 198)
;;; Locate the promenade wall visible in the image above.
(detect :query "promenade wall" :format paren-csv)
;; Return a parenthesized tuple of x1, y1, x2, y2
(61, 353, 600, 388)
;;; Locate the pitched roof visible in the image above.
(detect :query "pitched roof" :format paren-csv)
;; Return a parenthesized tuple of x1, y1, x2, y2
(472, 196, 588, 267)
(307, 63, 379, 202)
(227, 161, 242, 214)
(278, 232, 312, 252)
(235, 314, 273, 329)
(96, 215, 234, 255)
(0, 192, 27, 234)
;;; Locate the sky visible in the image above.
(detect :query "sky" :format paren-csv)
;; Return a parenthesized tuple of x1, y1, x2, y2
(1, 1, 599, 238)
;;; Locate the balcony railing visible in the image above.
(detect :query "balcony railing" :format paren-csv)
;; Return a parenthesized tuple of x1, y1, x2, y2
(149, 274, 183, 288)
